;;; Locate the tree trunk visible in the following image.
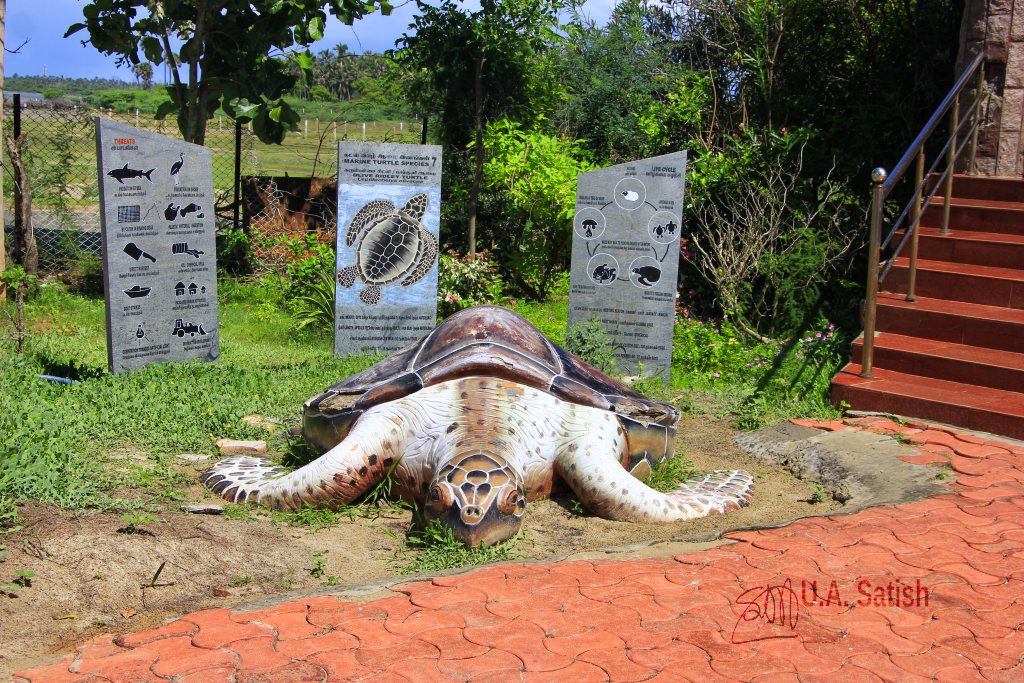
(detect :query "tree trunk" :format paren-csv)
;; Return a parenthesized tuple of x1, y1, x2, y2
(185, 0, 209, 144)
(5, 134, 37, 275)
(465, 45, 486, 260)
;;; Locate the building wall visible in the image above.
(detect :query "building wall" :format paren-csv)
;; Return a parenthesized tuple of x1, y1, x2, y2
(959, 0, 1024, 176)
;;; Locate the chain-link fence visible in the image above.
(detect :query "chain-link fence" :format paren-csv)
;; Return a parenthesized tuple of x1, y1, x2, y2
(241, 119, 423, 270)
(2, 96, 424, 275)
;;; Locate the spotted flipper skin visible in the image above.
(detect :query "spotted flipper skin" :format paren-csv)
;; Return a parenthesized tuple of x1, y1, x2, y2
(201, 456, 288, 505)
(338, 265, 359, 288)
(666, 470, 754, 518)
(359, 285, 382, 305)
(202, 407, 418, 510)
(346, 199, 395, 247)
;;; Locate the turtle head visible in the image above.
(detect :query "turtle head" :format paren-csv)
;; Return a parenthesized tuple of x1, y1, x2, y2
(402, 193, 429, 220)
(424, 451, 526, 547)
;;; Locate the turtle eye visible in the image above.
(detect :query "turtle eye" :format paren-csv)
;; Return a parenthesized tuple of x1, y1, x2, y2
(499, 488, 524, 516)
(427, 484, 451, 512)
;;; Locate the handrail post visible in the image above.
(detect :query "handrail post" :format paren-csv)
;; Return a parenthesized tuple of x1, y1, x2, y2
(968, 61, 984, 175)
(942, 95, 960, 235)
(907, 148, 924, 302)
(861, 167, 887, 379)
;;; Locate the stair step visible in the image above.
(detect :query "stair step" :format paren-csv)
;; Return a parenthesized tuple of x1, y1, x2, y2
(944, 174, 1024, 203)
(921, 200, 1024, 235)
(832, 364, 1024, 440)
(851, 332, 1024, 393)
(874, 293, 1024, 353)
(885, 258, 1024, 309)
(895, 228, 1024, 269)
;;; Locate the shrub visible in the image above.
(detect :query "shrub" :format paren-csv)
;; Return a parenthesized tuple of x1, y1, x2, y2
(671, 313, 846, 427)
(564, 318, 619, 373)
(437, 250, 505, 319)
(63, 254, 105, 297)
(483, 119, 597, 300)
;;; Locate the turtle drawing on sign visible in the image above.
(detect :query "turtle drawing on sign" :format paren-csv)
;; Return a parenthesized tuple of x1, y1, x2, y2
(652, 221, 677, 240)
(633, 265, 662, 287)
(592, 263, 616, 284)
(582, 219, 598, 238)
(337, 193, 437, 305)
(202, 306, 753, 547)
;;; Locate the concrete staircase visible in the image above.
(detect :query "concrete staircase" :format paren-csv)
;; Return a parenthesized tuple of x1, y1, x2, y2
(831, 174, 1024, 440)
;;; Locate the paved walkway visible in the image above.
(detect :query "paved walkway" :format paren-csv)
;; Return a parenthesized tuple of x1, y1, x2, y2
(15, 417, 1024, 682)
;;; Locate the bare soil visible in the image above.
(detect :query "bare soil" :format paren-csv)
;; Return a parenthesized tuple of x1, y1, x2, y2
(0, 416, 843, 677)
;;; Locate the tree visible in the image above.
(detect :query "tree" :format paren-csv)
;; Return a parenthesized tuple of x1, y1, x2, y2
(131, 62, 154, 89)
(554, 1, 705, 164)
(392, 0, 561, 257)
(66, 0, 392, 144)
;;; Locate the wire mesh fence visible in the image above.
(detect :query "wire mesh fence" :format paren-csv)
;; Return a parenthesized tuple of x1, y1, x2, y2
(2, 96, 424, 275)
(240, 118, 423, 270)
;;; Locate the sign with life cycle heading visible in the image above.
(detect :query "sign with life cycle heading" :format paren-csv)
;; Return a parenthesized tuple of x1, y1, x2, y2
(95, 118, 219, 373)
(567, 151, 687, 380)
(334, 141, 442, 357)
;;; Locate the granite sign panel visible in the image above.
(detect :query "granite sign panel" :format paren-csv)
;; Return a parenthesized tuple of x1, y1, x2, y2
(96, 118, 218, 373)
(567, 151, 687, 379)
(334, 141, 442, 357)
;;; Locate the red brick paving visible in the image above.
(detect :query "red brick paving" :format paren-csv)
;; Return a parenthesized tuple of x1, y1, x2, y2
(14, 417, 1024, 682)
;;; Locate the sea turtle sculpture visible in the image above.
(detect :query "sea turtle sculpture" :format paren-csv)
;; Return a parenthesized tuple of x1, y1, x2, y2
(202, 306, 753, 546)
(337, 192, 437, 305)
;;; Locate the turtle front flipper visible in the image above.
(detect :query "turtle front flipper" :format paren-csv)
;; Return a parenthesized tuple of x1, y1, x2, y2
(346, 199, 396, 247)
(401, 229, 437, 287)
(338, 265, 359, 288)
(202, 407, 411, 510)
(553, 419, 753, 522)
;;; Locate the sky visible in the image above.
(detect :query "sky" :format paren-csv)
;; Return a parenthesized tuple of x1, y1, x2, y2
(5, 0, 616, 83)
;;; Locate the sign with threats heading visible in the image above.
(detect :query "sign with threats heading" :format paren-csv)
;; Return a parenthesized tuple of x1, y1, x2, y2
(567, 151, 687, 380)
(95, 118, 219, 373)
(334, 141, 442, 357)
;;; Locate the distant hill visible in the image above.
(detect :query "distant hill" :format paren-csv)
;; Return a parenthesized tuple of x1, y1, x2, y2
(6, 74, 139, 94)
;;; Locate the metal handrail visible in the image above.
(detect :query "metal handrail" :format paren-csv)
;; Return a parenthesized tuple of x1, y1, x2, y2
(859, 52, 989, 378)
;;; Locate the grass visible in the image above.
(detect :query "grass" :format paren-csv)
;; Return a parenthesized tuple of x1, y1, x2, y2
(397, 518, 522, 575)
(0, 279, 379, 525)
(646, 452, 700, 493)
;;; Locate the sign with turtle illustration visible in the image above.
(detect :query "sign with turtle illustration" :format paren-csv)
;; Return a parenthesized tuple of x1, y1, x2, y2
(95, 118, 218, 373)
(567, 151, 687, 379)
(335, 142, 442, 357)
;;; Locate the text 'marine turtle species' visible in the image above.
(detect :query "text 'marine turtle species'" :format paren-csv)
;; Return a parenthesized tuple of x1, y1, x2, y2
(337, 192, 437, 305)
(203, 306, 753, 546)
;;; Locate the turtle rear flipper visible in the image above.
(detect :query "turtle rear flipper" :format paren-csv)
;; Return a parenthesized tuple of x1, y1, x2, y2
(338, 266, 359, 288)
(401, 229, 437, 287)
(360, 285, 382, 305)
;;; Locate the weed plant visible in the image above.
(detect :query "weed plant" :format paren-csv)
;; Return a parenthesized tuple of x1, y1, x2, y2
(397, 518, 520, 574)
(646, 453, 700, 493)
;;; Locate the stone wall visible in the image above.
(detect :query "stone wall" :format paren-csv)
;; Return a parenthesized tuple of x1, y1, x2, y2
(959, 0, 1024, 176)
